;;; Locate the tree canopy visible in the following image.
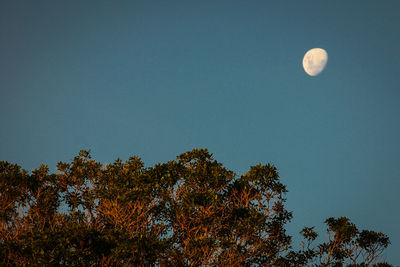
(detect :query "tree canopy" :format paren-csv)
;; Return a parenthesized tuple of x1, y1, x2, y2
(0, 149, 391, 266)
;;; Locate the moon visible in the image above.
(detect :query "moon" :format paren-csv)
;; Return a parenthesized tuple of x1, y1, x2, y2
(302, 48, 328, 76)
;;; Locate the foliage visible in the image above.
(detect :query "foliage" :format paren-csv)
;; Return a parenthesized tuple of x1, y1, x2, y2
(296, 217, 390, 266)
(0, 149, 392, 266)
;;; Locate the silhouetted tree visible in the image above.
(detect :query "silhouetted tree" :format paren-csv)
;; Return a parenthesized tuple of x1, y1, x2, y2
(0, 149, 392, 266)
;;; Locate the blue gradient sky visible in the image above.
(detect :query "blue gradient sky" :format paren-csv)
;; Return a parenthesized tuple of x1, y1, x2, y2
(1, 0, 399, 263)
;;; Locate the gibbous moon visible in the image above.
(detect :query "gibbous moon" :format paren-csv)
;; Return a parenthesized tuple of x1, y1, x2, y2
(302, 48, 328, 76)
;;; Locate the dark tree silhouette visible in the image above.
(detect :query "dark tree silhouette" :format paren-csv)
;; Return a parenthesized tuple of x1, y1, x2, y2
(0, 149, 391, 266)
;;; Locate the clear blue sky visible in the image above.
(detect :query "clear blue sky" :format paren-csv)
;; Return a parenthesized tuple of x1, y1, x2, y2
(1, 0, 399, 263)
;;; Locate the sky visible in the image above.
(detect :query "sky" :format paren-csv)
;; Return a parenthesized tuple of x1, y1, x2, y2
(1, 0, 400, 263)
